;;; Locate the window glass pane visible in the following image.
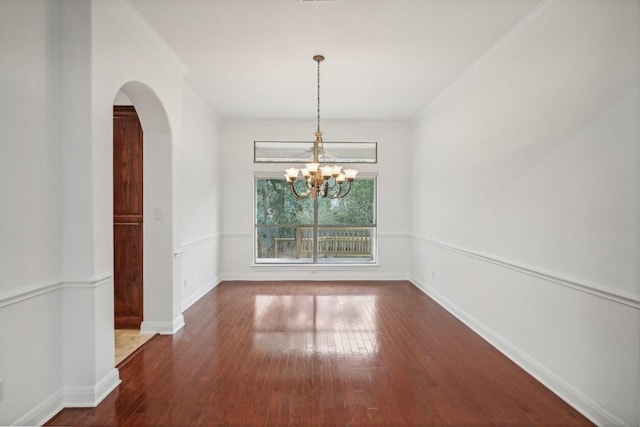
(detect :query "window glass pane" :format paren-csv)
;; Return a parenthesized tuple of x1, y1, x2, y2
(317, 180, 375, 225)
(254, 141, 377, 163)
(255, 176, 376, 264)
(316, 226, 375, 263)
(256, 178, 313, 263)
(256, 179, 313, 225)
(256, 225, 313, 262)
(316, 179, 375, 263)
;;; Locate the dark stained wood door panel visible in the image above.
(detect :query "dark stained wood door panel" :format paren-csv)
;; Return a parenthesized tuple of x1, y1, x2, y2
(113, 106, 143, 329)
(113, 221, 142, 328)
(113, 106, 143, 217)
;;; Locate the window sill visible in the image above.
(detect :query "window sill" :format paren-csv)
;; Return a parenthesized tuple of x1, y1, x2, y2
(251, 263, 379, 271)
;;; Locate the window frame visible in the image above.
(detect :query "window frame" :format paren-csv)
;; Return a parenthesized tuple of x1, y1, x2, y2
(253, 172, 378, 267)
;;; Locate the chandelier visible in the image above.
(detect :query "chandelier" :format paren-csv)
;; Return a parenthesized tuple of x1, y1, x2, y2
(284, 55, 358, 199)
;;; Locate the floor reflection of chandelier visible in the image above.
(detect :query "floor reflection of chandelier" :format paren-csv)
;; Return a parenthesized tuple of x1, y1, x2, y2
(285, 55, 357, 200)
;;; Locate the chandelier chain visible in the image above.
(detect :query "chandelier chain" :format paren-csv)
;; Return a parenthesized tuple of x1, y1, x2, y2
(315, 56, 327, 164)
(317, 57, 320, 133)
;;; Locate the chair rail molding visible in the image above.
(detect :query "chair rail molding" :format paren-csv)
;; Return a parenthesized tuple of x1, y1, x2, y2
(0, 273, 115, 309)
(413, 236, 640, 309)
(0, 280, 62, 309)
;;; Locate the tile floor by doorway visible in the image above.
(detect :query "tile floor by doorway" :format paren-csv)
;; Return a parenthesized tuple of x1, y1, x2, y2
(114, 329, 155, 366)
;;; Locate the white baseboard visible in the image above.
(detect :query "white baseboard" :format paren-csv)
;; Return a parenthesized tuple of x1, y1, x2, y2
(220, 272, 408, 281)
(12, 390, 63, 426)
(63, 368, 121, 408)
(140, 314, 185, 335)
(409, 276, 628, 427)
(182, 278, 220, 312)
(13, 369, 120, 425)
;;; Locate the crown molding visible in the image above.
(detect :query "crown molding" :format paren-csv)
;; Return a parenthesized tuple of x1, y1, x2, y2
(414, 0, 578, 121)
(101, 0, 189, 77)
(182, 82, 224, 123)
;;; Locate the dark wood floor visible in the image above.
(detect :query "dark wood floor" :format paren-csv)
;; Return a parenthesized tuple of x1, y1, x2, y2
(47, 280, 593, 426)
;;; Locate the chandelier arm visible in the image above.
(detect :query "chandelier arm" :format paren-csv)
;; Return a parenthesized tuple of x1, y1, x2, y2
(323, 178, 340, 199)
(288, 183, 302, 199)
(339, 181, 353, 198)
(289, 180, 309, 199)
(325, 177, 339, 190)
(326, 187, 341, 199)
(320, 180, 329, 198)
(332, 183, 349, 199)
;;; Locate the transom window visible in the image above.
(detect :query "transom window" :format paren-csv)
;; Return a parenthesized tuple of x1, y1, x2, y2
(254, 175, 377, 264)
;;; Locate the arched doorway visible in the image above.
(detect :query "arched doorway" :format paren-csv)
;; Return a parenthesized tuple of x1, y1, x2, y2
(112, 82, 180, 363)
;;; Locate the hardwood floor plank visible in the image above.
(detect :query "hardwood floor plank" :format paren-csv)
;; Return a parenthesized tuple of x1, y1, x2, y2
(46, 281, 593, 426)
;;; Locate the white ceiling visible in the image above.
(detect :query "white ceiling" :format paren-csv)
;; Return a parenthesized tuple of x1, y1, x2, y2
(128, 0, 542, 121)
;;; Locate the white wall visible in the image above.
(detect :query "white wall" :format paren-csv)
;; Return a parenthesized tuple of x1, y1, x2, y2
(176, 85, 223, 310)
(410, 1, 639, 425)
(221, 120, 411, 281)
(0, 1, 64, 424)
(0, 0, 224, 424)
(0, 0, 62, 295)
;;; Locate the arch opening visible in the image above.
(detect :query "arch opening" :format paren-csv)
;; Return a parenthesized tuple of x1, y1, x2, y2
(112, 81, 180, 360)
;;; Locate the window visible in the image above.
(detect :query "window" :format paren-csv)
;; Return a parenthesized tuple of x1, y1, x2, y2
(255, 175, 376, 264)
(254, 141, 377, 164)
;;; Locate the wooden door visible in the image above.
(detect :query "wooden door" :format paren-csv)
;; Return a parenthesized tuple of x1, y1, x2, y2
(113, 106, 143, 329)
